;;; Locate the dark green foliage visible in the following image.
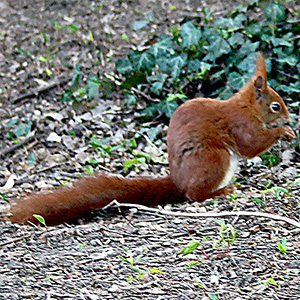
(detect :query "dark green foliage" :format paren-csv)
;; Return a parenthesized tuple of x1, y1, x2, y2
(116, 1, 300, 119)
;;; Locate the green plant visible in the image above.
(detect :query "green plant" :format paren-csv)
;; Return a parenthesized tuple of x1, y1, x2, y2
(61, 64, 114, 110)
(115, 1, 300, 123)
(178, 237, 210, 261)
(178, 240, 201, 256)
(213, 219, 236, 250)
(89, 136, 152, 173)
(277, 237, 288, 255)
(119, 254, 165, 282)
(4, 118, 32, 140)
(33, 214, 47, 227)
(263, 277, 278, 286)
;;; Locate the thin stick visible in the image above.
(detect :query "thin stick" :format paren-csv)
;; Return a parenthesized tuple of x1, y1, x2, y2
(0, 135, 35, 158)
(12, 76, 72, 104)
(109, 201, 300, 228)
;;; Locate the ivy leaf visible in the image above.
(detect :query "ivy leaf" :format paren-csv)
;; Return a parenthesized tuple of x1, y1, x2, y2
(15, 121, 32, 137)
(180, 21, 201, 49)
(228, 32, 245, 46)
(149, 36, 175, 58)
(159, 99, 178, 117)
(116, 58, 132, 74)
(169, 54, 187, 79)
(87, 76, 100, 100)
(71, 63, 82, 91)
(129, 51, 155, 72)
(228, 71, 248, 90)
(237, 53, 257, 73)
(271, 37, 292, 47)
(204, 37, 231, 61)
(120, 71, 147, 89)
(265, 2, 287, 23)
(150, 81, 164, 95)
(239, 40, 259, 57)
(27, 153, 36, 167)
(124, 157, 146, 173)
(187, 59, 202, 73)
(132, 19, 149, 30)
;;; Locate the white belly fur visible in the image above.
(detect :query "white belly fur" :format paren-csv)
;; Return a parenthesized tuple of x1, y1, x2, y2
(216, 150, 240, 191)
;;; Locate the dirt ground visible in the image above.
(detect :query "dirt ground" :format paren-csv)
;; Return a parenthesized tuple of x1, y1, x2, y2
(1, 1, 300, 299)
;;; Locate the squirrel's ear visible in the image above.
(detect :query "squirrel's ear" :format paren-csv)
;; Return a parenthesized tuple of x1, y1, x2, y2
(254, 53, 267, 91)
(254, 75, 265, 93)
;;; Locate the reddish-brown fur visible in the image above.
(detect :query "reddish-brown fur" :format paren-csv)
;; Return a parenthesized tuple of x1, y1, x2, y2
(9, 54, 295, 225)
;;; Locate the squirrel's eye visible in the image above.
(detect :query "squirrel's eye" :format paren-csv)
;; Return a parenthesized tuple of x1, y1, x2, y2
(270, 102, 281, 113)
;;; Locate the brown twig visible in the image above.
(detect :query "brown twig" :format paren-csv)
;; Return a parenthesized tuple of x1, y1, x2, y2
(11, 76, 73, 104)
(0, 135, 35, 159)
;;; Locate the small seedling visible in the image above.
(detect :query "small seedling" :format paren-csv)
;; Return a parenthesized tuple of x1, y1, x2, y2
(178, 240, 200, 256)
(263, 277, 277, 286)
(33, 214, 47, 227)
(277, 237, 288, 255)
(119, 254, 145, 281)
(213, 219, 236, 250)
(83, 165, 94, 176)
(78, 243, 88, 250)
(119, 254, 165, 282)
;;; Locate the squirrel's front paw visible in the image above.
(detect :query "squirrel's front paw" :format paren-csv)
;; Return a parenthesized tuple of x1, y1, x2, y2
(281, 126, 296, 142)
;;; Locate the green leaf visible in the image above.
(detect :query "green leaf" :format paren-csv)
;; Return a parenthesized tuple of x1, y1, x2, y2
(210, 294, 219, 300)
(228, 71, 248, 90)
(178, 240, 200, 256)
(180, 21, 201, 49)
(271, 37, 292, 47)
(228, 32, 245, 46)
(124, 157, 146, 172)
(150, 81, 164, 95)
(264, 277, 277, 286)
(129, 51, 155, 72)
(5, 118, 18, 128)
(120, 71, 147, 89)
(149, 268, 166, 275)
(245, 23, 262, 37)
(27, 153, 36, 167)
(125, 93, 137, 106)
(14, 121, 32, 137)
(159, 99, 178, 118)
(169, 54, 187, 78)
(187, 59, 202, 73)
(65, 22, 79, 33)
(116, 58, 132, 74)
(278, 237, 287, 255)
(149, 36, 175, 58)
(264, 2, 287, 23)
(237, 53, 257, 73)
(132, 19, 150, 30)
(239, 40, 259, 57)
(214, 14, 246, 31)
(16, 47, 31, 57)
(87, 76, 100, 100)
(252, 198, 266, 208)
(71, 63, 82, 90)
(204, 37, 231, 61)
(33, 214, 47, 226)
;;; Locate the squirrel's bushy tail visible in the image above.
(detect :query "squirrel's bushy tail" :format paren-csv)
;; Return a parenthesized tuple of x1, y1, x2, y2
(10, 175, 183, 225)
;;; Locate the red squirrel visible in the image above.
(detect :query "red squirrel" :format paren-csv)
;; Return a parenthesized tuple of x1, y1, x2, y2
(9, 53, 295, 225)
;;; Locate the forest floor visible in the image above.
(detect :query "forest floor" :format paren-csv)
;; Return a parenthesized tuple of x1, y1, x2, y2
(0, 1, 300, 299)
